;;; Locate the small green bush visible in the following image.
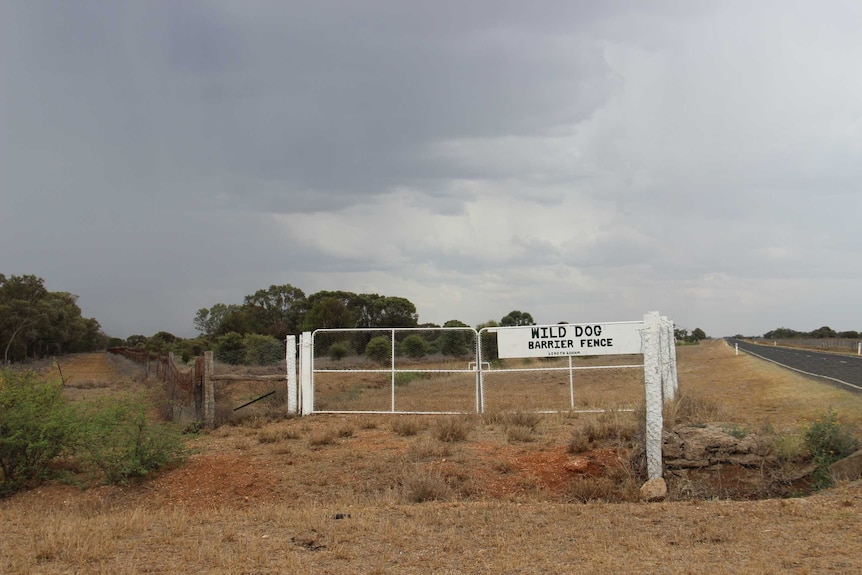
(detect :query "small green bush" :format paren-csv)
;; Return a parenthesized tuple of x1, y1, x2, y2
(214, 332, 246, 365)
(394, 371, 426, 387)
(365, 336, 391, 365)
(0, 370, 74, 495)
(1, 370, 187, 495)
(804, 409, 859, 488)
(73, 395, 188, 484)
(401, 335, 427, 359)
(328, 342, 351, 361)
(243, 334, 283, 365)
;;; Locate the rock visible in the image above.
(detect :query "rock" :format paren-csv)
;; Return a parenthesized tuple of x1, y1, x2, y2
(640, 477, 667, 502)
(564, 457, 589, 473)
(830, 450, 862, 482)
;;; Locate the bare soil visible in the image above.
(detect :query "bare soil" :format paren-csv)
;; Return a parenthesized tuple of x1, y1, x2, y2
(2, 341, 862, 574)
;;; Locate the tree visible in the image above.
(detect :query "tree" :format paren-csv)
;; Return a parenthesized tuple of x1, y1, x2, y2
(0, 275, 48, 364)
(243, 284, 306, 339)
(500, 310, 535, 327)
(811, 326, 837, 339)
(193, 303, 239, 338)
(302, 294, 356, 331)
(440, 320, 471, 357)
(371, 296, 418, 328)
(691, 328, 707, 341)
(477, 320, 500, 361)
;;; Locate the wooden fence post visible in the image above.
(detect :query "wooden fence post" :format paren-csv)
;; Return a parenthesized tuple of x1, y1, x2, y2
(204, 351, 215, 429)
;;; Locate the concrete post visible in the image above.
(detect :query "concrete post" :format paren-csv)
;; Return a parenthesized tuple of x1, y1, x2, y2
(203, 351, 215, 429)
(643, 311, 664, 480)
(299, 332, 314, 415)
(286, 335, 298, 415)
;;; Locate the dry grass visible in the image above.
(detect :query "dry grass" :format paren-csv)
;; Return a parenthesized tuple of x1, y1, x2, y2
(3, 341, 862, 574)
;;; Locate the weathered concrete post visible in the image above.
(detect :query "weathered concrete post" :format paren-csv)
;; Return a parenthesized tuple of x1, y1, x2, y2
(299, 332, 313, 415)
(203, 351, 215, 429)
(643, 311, 664, 480)
(286, 335, 298, 415)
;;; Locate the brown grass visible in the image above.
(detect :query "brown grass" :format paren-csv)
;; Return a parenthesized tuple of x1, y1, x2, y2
(3, 341, 862, 573)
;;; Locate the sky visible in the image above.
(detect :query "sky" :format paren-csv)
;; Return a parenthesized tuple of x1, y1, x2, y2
(2, 1, 862, 340)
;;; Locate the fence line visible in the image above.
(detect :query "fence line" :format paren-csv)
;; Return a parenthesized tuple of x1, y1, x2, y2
(766, 338, 862, 354)
(107, 347, 202, 422)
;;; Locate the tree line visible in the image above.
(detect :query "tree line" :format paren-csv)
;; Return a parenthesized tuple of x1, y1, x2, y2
(0, 275, 106, 364)
(762, 326, 860, 340)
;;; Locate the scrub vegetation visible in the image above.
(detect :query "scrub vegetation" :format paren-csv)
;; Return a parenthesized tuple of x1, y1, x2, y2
(2, 341, 862, 573)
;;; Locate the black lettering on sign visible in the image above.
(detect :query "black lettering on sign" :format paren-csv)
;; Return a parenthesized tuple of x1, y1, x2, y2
(580, 338, 614, 348)
(530, 326, 568, 339)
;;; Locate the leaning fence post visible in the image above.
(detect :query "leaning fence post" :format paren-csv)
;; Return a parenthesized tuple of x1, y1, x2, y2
(203, 351, 215, 429)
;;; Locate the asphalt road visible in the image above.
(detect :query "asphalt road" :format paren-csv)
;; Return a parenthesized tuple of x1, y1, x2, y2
(726, 338, 862, 392)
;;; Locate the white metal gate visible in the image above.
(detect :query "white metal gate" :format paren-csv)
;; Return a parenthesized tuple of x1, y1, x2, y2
(295, 312, 677, 480)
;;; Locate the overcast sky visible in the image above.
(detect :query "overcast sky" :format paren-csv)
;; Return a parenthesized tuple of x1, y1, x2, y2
(2, 1, 861, 339)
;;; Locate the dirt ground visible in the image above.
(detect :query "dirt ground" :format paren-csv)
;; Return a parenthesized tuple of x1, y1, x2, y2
(2, 340, 862, 574)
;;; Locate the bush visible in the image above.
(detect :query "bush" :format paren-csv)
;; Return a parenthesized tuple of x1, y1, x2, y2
(0, 370, 74, 495)
(365, 336, 391, 365)
(73, 394, 188, 484)
(214, 332, 246, 365)
(401, 335, 427, 359)
(0, 370, 187, 495)
(804, 409, 859, 488)
(328, 342, 350, 361)
(243, 334, 283, 365)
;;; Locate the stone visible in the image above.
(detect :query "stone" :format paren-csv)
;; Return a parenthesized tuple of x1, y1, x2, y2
(640, 477, 667, 502)
(830, 450, 862, 482)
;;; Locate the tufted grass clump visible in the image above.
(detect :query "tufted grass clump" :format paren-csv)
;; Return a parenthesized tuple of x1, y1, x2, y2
(432, 415, 474, 442)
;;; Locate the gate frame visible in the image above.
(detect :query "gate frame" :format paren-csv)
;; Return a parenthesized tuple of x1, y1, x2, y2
(297, 311, 677, 479)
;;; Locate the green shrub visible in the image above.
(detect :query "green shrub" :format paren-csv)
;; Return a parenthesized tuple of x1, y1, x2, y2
(394, 371, 426, 387)
(73, 395, 187, 484)
(365, 336, 391, 365)
(0, 370, 188, 494)
(804, 409, 859, 488)
(243, 334, 283, 365)
(401, 335, 427, 359)
(214, 332, 246, 365)
(328, 342, 351, 361)
(0, 370, 74, 495)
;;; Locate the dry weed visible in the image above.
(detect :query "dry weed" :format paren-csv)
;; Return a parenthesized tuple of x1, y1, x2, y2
(391, 416, 424, 436)
(505, 425, 536, 443)
(402, 469, 451, 502)
(432, 415, 474, 442)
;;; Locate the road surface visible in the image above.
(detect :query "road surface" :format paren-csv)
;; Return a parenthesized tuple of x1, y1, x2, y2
(726, 338, 862, 392)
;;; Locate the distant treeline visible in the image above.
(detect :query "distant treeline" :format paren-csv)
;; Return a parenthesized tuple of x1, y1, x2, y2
(762, 326, 860, 340)
(117, 284, 541, 366)
(0, 274, 106, 364)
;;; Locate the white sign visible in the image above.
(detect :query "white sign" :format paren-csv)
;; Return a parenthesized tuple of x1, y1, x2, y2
(494, 322, 644, 359)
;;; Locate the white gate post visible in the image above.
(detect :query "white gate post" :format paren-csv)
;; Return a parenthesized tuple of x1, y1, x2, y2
(299, 332, 314, 415)
(660, 316, 678, 401)
(643, 311, 664, 480)
(286, 335, 298, 415)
